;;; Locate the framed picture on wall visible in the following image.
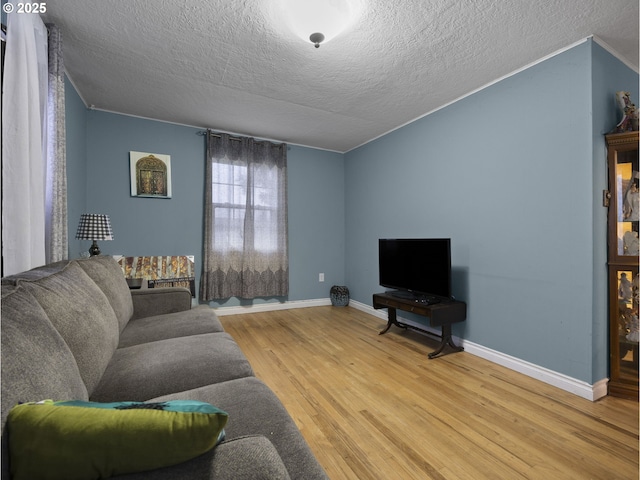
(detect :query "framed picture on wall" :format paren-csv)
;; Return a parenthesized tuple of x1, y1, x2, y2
(130, 151, 172, 198)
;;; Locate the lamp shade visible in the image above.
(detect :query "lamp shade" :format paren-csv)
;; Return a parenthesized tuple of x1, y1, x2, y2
(75, 214, 114, 241)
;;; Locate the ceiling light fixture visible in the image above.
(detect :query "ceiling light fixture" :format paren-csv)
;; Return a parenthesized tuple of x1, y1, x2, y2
(279, 0, 363, 48)
(309, 32, 325, 48)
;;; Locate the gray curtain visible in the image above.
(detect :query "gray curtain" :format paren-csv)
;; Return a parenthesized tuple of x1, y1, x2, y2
(45, 23, 68, 263)
(200, 132, 288, 300)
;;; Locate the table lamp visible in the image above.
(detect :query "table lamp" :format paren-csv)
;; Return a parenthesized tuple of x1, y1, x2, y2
(75, 213, 114, 256)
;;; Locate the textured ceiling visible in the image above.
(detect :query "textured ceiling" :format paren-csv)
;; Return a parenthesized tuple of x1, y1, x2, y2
(41, 0, 639, 152)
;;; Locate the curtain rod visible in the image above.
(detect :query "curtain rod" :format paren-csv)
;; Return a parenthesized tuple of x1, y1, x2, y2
(1, 23, 53, 37)
(197, 130, 242, 141)
(197, 130, 288, 148)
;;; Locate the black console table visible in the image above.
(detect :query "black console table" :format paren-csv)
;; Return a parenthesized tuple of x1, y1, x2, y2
(373, 292, 467, 359)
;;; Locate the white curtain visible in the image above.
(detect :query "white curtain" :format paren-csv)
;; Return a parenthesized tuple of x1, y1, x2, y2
(200, 132, 289, 300)
(2, 15, 67, 274)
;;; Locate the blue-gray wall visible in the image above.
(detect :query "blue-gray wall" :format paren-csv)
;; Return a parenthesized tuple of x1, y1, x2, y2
(83, 111, 206, 266)
(288, 146, 345, 301)
(66, 109, 346, 307)
(590, 42, 639, 381)
(64, 39, 637, 384)
(343, 40, 638, 384)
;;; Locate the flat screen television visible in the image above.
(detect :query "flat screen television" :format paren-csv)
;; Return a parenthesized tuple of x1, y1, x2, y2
(378, 238, 451, 301)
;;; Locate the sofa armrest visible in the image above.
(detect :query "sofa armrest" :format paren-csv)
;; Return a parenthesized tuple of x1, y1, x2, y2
(130, 288, 192, 320)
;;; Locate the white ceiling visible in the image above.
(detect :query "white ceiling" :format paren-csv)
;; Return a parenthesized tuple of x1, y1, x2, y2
(41, 0, 639, 152)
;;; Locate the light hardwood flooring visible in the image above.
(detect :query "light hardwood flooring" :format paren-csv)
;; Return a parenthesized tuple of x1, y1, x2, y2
(219, 306, 639, 480)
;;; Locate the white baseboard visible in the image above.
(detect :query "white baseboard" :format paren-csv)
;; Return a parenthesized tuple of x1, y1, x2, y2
(461, 342, 609, 401)
(214, 298, 332, 316)
(349, 300, 608, 402)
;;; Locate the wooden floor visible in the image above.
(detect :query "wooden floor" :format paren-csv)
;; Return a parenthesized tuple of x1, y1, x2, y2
(220, 306, 639, 480)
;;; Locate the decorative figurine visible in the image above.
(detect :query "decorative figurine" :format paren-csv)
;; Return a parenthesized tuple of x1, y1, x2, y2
(619, 272, 633, 303)
(623, 173, 639, 221)
(615, 91, 639, 132)
(623, 230, 639, 256)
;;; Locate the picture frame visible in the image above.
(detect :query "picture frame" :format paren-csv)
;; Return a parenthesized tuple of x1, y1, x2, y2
(130, 151, 172, 198)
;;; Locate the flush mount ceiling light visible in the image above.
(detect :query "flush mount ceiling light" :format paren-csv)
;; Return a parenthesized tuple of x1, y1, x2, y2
(280, 0, 363, 48)
(309, 32, 325, 48)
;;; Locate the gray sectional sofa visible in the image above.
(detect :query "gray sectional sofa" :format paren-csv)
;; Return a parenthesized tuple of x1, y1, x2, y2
(1, 255, 328, 479)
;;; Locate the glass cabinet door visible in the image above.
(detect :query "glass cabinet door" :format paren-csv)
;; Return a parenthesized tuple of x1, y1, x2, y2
(606, 132, 639, 399)
(607, 132, 639, 263)
(608, 267, 639, 397)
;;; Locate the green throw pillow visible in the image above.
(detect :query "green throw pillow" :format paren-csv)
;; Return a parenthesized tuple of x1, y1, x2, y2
(7, 399, 228, 480)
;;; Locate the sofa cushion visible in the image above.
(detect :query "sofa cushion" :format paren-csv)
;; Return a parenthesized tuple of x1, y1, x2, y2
(149, 377, 329, 480)
(90, 333, 254, 402)
(119, 306, 224, 348)
(76, 256, 134, 332)
(1, 286, 89, 428)
(209, 435, 291, 480)
(113, 435, 291, 480)
(7, 399, 228, 480)
(1, 259, 71, 285)
(19, 262, 120, 395)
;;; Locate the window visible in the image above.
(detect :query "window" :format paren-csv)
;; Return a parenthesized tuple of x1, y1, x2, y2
(201, 133, 288, 300)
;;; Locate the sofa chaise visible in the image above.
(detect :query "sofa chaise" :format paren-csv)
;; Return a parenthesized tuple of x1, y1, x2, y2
(1, 255, 328, 479)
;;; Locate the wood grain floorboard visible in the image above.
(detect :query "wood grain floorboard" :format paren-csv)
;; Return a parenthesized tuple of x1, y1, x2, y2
(219, 306, 639, 480)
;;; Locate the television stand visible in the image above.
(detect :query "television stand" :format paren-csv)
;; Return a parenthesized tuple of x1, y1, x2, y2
(388, 290, 441, 304)
(373, 292, 466, 359)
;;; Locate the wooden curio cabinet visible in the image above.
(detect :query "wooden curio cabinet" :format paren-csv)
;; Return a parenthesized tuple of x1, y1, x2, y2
(606, 131, 639, 399)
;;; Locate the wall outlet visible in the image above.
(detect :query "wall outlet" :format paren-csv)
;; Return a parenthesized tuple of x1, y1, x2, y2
(319, 273, 325, 282)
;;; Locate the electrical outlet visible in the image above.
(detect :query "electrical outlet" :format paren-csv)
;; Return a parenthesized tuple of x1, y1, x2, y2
(319, 273, 325, 282)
